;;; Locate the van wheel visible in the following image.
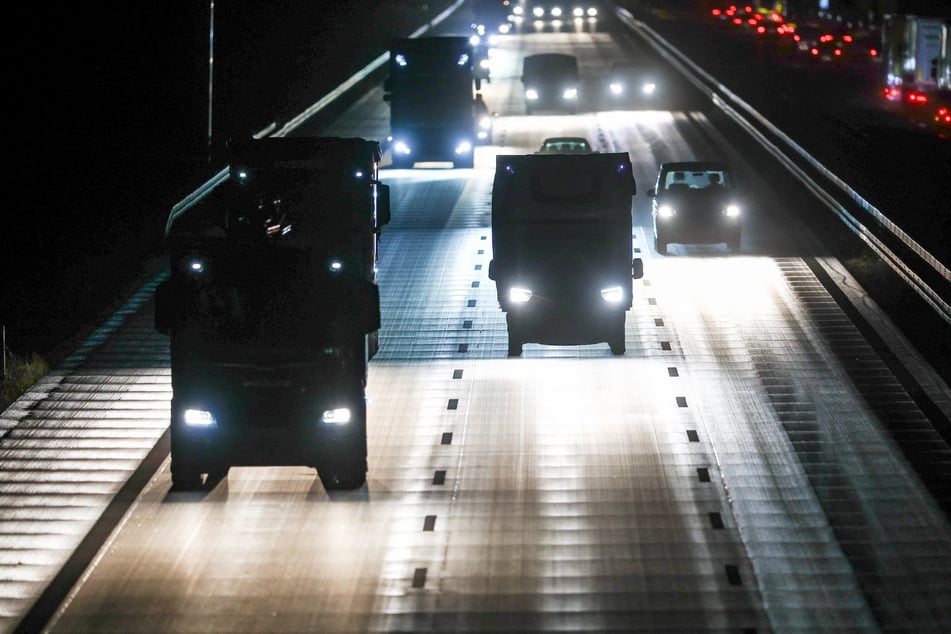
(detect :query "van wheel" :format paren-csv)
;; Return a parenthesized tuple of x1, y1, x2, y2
(318, 400, 368, 491)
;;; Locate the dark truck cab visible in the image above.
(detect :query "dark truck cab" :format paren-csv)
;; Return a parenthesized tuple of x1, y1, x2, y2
(384, 36, 483, 168)
(488, 153, 643, 356)
(155, 137, 390, 490)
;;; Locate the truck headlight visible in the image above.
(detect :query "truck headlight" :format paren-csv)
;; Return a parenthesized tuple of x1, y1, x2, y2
(642, 82, 656, 95)
(393, 141, 411, 155)
(509, 287, 533, 303)
(321, 408, 352, 425)
(723, 204, 741, 217)
(657, 204, 676, 218)
(563, 87, 578, 100)
(610, 82, 624, 95)
(184, 408, 216, 427)
(600, 286, 624, 303)
(455, 141, 473, 154)
(526, 88, 539, 100)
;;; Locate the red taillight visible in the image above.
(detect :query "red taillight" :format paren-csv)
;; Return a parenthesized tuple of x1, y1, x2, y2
(745, 5, 752, 12)
(937, 107, 950, 124)
(757, 25, 766, 34)
(712, 8, 722, 16)
(870, 49, 878, 57)
(842, 34, 853, 42)
(811, 47, 819, 56)
(883, 87, 901, 101)
(747, 18, 757, 25)
(820, 34, 834, 43)
(733, 17, 742, 24)
(834, 48, 842, 56)
(907, 92, 928, 104)
(793, 34, 800, 41)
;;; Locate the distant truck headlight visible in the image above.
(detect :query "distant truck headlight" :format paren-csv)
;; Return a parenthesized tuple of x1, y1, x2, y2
(533, 6, 545, 17)
(562, 87, 578, 100)
(610, 81, 624, 95)
(551, 7, 562, 17)
(600, 286, 624, 303)
(573, 7, 585, 17)
(184, 408, 216, 427)
(393, 141, 412, 155)
(509, 287, 533, 303)
(723, 204, 741, 217)
(526, 88, 539, 100)
(321, 408, 352, 425)
(657, 204, 676, 218)
(587, 7, 598, 17)
(642, 82, 656, 95)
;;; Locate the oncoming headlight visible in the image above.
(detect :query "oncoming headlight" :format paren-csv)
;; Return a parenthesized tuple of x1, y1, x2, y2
(724, 204, 741, 217)
(657, 204, 676, 218)
(610, 82, 624, 95)
(455, 141, 473, 154)
(562, 87, 578, 100)
(642, 82, 657, 95)
(600, 286, 624, 303)
(509, 287, 533, 303)
(184, 408, 216, 427)
(526, 88, 539, 100)
(321, 408, 352, 425)
(393, 141, 411, 155)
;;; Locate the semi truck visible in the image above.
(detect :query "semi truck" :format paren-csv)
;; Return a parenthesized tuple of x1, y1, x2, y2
(488, 152, 643, 357)
(155, 137, 390, 491)
(384, 36, 486, 168)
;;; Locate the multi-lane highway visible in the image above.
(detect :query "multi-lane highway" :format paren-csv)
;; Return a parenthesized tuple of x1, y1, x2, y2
(2, 5, 950, 633)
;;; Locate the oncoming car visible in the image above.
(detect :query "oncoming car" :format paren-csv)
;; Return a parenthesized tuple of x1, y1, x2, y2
(605, 61, 658, 106)
(648, 161, 742, 254)
(536, 136, 594, 153)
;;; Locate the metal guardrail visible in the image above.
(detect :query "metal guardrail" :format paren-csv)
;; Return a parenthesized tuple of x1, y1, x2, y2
(164, 0, 467, 237)
(615, 7, 951, 326)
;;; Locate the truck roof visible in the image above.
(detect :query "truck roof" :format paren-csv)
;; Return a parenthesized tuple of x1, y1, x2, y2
(492, 153, 635, 222)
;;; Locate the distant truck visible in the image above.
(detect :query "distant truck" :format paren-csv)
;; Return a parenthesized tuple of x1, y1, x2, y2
(488, 153, 643, 356)
(156, 137, 390, 491)
(522, 53, 580, 114)
(384, 36, 485, 168)
(882, 14, 950, 96)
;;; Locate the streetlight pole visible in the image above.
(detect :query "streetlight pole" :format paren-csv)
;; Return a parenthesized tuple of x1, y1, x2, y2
(208, 0, 215, 160)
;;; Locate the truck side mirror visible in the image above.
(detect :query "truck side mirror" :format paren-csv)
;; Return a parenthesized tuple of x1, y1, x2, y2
(154, 280, 174, 335)
(354, 281, 381, 334)
(632, 258, 644, 280)
(488, 259, 497, 280)
(377, 183, 391, 227)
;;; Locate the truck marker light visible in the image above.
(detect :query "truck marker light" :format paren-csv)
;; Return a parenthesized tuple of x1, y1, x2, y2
(189, 259, 205, 274)
(236, 170, 249, 181)
(601, 286, 624, 303)
(509, 287, 533, 303)
(354, 170, 363, 178)
(184, 409, 216, 427)
(321, 408, 352, 425)
(724, 204, 741, 217)
(330, 260, 343, 272)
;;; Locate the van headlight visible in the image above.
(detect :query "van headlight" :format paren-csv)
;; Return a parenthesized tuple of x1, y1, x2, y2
(509, 287, 533, 303)
(184, 408, 216, 427)
(723, 204, 741, 217)
(393, 141, 412, 155)
(600, 286, 624, 303)
(321, 408, 352, 425)
(657, 204, 676, 218)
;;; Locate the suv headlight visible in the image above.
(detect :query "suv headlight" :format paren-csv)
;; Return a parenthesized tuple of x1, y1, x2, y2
(184, 408, 216, 427)
(321, 408, 352, 425)
(509, 287, 533, 303)
(600, 286, 624, 303)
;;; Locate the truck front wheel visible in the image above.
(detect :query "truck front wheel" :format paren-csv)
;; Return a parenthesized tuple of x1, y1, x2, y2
(608, 313, 626, 356)
(317, 399, 368, 491)
(171, 456, 203, 491)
